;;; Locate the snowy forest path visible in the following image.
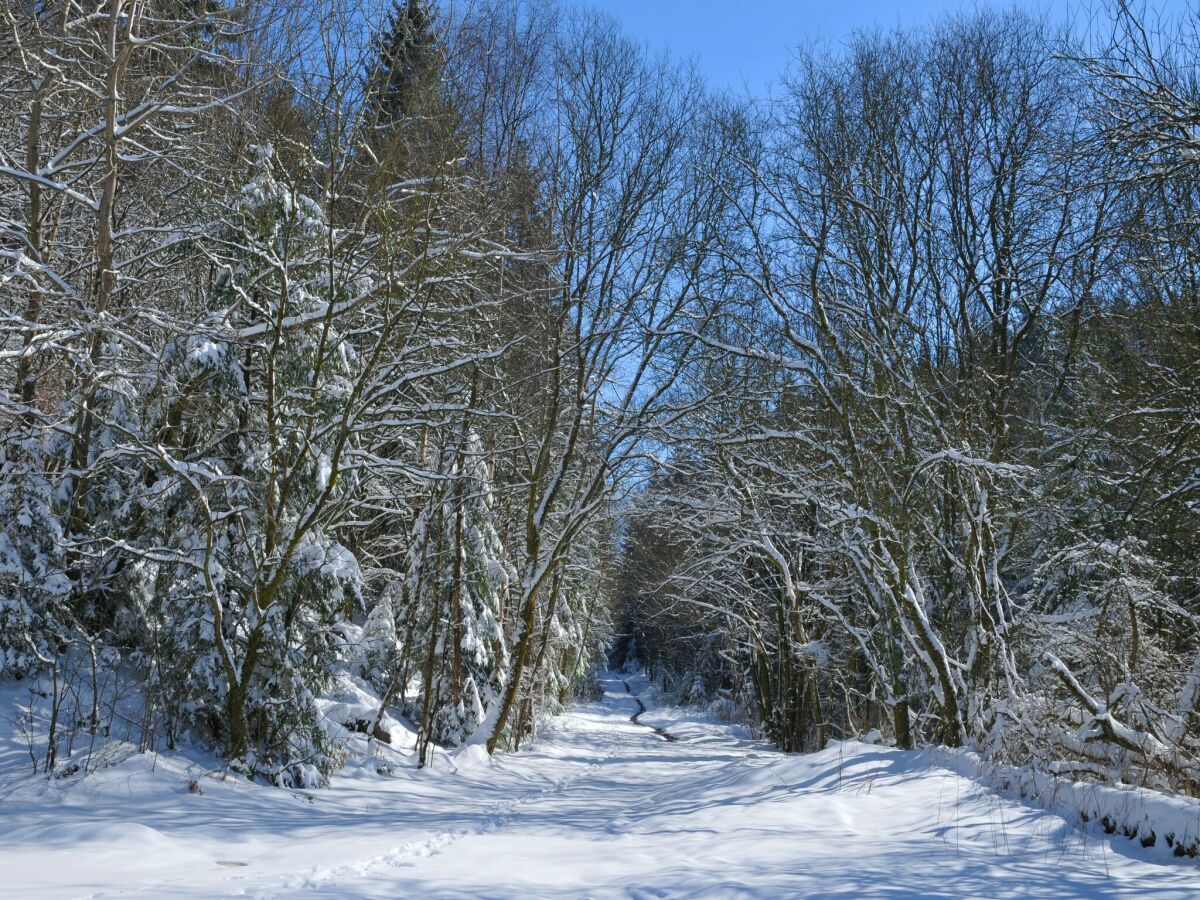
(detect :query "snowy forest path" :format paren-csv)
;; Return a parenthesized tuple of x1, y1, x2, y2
(248, 671, 1197, 898)
(4, 671, 1197, 898)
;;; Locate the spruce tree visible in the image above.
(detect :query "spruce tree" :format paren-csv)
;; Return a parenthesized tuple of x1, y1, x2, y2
(367, 0, 438, 129)
(401, 429, 511, 756)
(119, 146, 365, 783)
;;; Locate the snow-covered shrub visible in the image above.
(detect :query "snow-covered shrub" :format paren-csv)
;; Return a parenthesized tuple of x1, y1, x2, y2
(0, 441, 71, 677)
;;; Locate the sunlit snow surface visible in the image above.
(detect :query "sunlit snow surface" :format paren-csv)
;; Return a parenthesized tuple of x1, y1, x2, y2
(2, 672, 1196, 898)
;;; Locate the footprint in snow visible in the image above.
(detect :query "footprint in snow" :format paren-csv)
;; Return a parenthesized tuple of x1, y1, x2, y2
(286, 831, 460, 892)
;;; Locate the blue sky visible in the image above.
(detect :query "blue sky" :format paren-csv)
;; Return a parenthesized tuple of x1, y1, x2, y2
(584, 0, 1192, 93)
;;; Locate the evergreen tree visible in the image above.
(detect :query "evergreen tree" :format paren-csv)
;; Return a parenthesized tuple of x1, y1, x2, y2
(402, 429, 511, 755)
(367, 0, 439, 128)
(117, 146, 365, 783)
(0, 440, 71, 678)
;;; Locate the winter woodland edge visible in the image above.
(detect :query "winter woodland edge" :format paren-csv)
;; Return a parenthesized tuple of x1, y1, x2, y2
(0, 0, 1198, 829)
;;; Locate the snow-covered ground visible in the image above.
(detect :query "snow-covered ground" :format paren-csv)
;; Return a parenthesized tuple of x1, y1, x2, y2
(2, 671, 1197, 898)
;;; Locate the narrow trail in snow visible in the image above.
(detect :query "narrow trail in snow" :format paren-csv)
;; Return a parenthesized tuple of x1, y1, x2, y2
(621, 677, 679, 743)
(279, 674, 682, 896)
(275, 702, 636, 896)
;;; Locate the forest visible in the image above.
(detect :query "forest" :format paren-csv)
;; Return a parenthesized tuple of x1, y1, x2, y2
(1, 0, 1198, 810)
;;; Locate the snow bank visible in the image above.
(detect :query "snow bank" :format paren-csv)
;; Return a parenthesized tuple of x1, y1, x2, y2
(629, 668, 1199, 865)
(315, 669, 416, 750)
(928, 745, 1200, 859)
(454, 743, 496, 774)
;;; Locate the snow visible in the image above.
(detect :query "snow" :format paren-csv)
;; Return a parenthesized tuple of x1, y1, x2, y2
(929, 745, 1200, 859)
(1, 672, 1196, 898)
